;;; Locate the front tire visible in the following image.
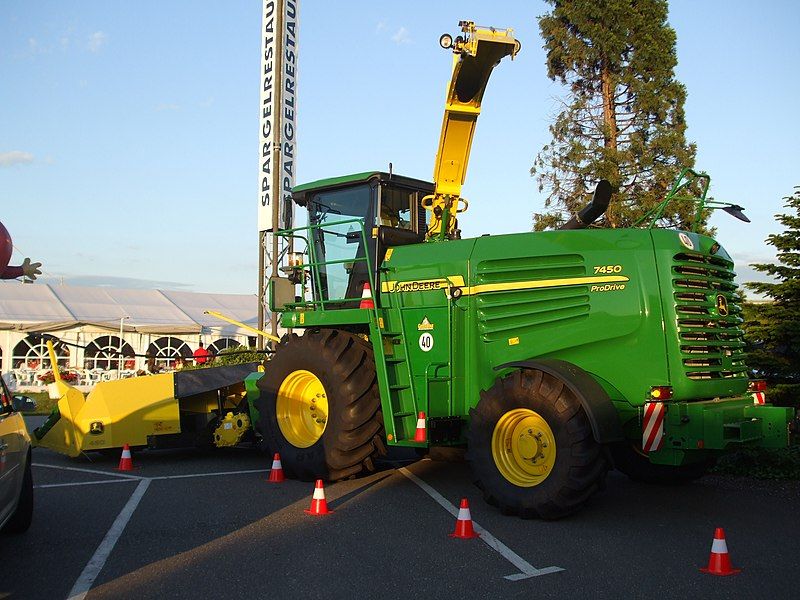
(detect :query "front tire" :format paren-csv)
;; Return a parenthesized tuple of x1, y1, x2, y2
(256, 329, 386, 481)
(468, 369, 608, 519)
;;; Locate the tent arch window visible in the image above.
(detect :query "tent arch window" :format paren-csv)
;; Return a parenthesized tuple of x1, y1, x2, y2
(12, 335, 70, 370)
(147, 337, 191, 369)
(208, 338, 241, 355)
(84, 336, 135, 370)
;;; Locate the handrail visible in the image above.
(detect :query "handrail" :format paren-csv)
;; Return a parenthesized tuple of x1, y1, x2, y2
(275, 217, 376, 313)
(634, 168, 711, 231)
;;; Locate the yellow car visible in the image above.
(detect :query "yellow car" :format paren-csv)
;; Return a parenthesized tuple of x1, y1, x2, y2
(0, 375, 34, 534)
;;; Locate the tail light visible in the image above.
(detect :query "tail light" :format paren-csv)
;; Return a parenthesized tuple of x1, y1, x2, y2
(649, 386, 673, 400)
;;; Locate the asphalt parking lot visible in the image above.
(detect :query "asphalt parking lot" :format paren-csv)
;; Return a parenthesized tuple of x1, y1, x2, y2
(3, 439, 799, 600)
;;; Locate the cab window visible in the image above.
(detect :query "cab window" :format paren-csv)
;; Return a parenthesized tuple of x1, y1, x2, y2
(308, 184, 375, 302)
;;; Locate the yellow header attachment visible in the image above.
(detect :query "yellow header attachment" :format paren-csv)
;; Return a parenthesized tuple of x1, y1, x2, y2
(425, 21, 520, 240)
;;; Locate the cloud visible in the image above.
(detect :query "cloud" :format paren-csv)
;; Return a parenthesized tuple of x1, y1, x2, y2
(392, 27, 411, 44)
(0, 151, 34, 167)
(155, 103, 180, 112)
(87, 31, 108, 53)
(375, 20, 387, 33)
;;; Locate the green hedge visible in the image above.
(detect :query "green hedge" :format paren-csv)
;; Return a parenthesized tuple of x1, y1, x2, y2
(712, 444, 800, 480)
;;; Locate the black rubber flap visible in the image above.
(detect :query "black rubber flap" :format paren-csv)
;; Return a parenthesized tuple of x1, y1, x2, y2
(173, 363, 260, 398)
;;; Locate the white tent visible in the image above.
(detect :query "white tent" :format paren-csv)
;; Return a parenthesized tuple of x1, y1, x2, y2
(0, 283, 259, 335)
(0, 282, 263, 390)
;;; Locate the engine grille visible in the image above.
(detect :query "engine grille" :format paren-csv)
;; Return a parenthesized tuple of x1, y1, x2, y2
(672, 252, 747, 381)
(475, 254, 589, 342)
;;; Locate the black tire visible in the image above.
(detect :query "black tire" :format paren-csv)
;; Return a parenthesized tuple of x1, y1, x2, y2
(467, 369, 608, 519)
(611, 442, 714, 483)
(4, 452, 33, 534)
(256, 329, 386, 481)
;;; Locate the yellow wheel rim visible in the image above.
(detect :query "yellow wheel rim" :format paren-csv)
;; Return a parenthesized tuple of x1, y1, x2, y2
(491, 408, 556, 487)
(276, 370, 328, 448)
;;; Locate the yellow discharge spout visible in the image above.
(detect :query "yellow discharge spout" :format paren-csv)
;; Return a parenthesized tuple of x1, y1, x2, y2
(426, 21, 519, 240)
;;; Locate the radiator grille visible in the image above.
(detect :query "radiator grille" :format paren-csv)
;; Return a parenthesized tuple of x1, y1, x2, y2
(672, 252, 747, 381)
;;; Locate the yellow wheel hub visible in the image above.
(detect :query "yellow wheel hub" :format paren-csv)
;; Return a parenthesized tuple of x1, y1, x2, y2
(492, 408, 556, 487)
(276, 370, 328, 448)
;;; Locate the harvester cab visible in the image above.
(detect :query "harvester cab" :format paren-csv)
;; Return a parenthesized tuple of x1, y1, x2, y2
(291, 172, 432, 307)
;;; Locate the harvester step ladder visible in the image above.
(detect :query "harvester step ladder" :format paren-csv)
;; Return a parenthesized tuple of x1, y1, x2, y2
(378, 298, 421, 442)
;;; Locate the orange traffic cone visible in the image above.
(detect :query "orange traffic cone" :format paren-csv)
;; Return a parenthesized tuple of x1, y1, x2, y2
(304, 479, 333, 516)
(700, 528, 741, 576)
(359, 282, 375, 309)
(268, 453, 285, 483)
(413, 412, 427, 442)
(117, 444, 134, 471)
(450, 498, 480, 539)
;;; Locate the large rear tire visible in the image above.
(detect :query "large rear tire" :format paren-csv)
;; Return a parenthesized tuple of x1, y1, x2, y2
(4, 454, 33, 534)
(256, 329, 386, 481)
(467, 369, 608, 519)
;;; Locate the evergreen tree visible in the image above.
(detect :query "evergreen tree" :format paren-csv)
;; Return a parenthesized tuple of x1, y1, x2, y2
(743, 188, 800, 387)
(532, 0, 697, 230)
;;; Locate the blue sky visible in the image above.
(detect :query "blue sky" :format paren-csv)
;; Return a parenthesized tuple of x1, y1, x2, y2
(1, 1, 798, 294)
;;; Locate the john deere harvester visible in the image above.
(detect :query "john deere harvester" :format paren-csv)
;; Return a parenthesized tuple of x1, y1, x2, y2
(254, 21, 792, 518)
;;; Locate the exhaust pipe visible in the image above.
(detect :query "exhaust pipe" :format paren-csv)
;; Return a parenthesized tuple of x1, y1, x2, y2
(560, 180, 612, 230)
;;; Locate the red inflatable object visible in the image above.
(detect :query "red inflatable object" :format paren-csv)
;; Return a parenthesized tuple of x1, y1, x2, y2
(0, 220, 41, 280)
(0, 221, 18, 279)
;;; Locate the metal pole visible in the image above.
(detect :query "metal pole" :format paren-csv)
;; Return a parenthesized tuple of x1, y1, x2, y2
(257, 0, 287, 350)
(257, 230, 265, 350)
(269, 0, 285, 346)
(118, 316, 129, 379)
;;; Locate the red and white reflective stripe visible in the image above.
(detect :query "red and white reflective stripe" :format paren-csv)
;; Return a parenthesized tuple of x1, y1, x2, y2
(120, 448, 132, 459)
(711, 537, 728, 554)
(271, 457, 282, 469)
(457, 506, 472, 521)
(312, 486, 326, 501)
(752, 392, 765, 405)
(416, 415, 426, 429)
(642, 402, 665, 452)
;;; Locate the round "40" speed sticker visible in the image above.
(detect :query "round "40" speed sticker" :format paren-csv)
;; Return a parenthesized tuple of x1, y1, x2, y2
(418, 332, 434, 352)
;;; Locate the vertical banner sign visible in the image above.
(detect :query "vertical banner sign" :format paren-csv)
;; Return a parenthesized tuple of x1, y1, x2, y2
(259, 0, 277, 232)
(281, 0, 298, 230)
(258, 0, 298, 232)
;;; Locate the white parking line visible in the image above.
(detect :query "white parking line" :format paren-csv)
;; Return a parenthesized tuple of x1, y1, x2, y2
(67, 479, 151, 600)
(45, 466, 268, 599)
(33, 463, 144, 480)
(398, 466, 564, 580)
(149, 468, 266, 481)
(36, 479, 137, 489)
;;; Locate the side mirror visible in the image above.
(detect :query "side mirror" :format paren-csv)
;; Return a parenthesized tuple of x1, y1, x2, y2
(269, 277, 296, 312)
(12, 395, 37, 413)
